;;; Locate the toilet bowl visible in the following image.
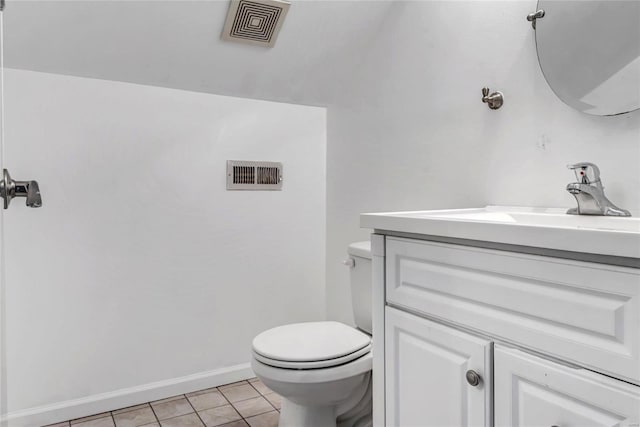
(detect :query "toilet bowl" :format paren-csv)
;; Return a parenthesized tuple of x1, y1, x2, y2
(251, 241, 373, 427)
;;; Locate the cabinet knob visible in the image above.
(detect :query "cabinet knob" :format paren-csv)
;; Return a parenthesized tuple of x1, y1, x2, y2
(466, 370, 481, 387)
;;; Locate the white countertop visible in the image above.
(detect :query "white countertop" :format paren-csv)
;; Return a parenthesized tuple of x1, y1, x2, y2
(361, 206, 640, 259)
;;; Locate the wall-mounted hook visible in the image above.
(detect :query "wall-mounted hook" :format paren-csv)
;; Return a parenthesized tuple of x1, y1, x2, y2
(481, 87, 504, 110)
(527, 9, 545, 29)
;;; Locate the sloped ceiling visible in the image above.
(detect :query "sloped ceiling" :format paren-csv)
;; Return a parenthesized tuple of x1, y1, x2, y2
(3, 0, 395, 106)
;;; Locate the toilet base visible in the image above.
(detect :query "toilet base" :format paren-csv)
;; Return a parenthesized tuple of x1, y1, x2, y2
(276, 372, 372, 427)
(279, 400, 337, 427)
(251, 352, 373, 427)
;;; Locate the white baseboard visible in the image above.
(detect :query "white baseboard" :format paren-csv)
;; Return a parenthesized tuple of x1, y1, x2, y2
(3, 363, 254, 427)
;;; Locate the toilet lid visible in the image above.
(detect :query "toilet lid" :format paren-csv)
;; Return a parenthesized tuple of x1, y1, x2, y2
(252, 321, 371, 363)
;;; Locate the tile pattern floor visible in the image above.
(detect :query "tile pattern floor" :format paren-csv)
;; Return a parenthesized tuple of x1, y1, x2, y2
(44, 378, 282, 427)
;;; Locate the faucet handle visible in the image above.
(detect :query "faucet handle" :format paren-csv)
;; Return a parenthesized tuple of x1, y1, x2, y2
(567, 162, 601, 184)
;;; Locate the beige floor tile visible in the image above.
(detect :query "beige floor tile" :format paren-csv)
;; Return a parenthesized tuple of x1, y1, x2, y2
(247, 378, 258, 383)
(140, 424, 160, 427)
(151, 397, 194, 421)
(217, 421, 248, 427)
(185, 388, 217, 398)
(73, 416, 116, 427)
(245, 411, 279, 427)
(151, 395, 185, 405)
(71, 413, 112, 425)
(43, 423, 71, 427)
(159, 413, 204, 427)
(217, 381, 248, 391)
(197, 404, 242, 427)
(113, 406, 157, 427)
(219, 384, 260, 403)
(113, 404, 152, 416)
(262, 393, 281, 411)
(230, 397, 273, 418)
(247, 380, 271, 396)
(186, 390, 228, 411)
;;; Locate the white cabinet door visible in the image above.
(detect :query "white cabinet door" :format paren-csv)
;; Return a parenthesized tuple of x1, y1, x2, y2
(495, 345, 640, 427)
(385, 307, 492, 427)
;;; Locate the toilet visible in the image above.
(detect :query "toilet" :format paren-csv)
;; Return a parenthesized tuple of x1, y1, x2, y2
(251, 241, 373, 427)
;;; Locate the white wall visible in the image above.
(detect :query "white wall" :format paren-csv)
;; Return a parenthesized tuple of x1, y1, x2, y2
(326, 1, 640, 324)
(2, 0, 639, 421)
(2, 69, 326, 425)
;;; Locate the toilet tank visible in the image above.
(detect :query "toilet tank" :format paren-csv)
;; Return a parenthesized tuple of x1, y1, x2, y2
(346, 241, 372, 335)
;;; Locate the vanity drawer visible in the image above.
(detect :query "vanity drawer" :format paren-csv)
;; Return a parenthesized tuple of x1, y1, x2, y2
(385, 237, 640, 383)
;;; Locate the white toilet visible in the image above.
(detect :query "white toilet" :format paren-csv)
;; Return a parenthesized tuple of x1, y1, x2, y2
(251, 241, 373, 427)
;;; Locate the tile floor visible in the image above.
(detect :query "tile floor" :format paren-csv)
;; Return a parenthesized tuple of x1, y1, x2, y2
(44, 378, 282, 427)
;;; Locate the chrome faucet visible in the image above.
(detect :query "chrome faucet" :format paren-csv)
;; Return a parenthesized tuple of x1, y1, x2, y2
(566, 162, 630, 216)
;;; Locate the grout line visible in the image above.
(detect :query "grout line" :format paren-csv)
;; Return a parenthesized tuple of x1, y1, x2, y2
(147, 401, 161, 426)
(215, 384, 247, 420)
(246, 383, 277, 412)
(183, 393, 207, 427)
(218, 392, 263, 406)
(246, 382, 261, 395)
(215, 385, 253, 426)
(216, 385, 256, 427)
(112, 403, 153, 417)
(216, 386, 234, 407)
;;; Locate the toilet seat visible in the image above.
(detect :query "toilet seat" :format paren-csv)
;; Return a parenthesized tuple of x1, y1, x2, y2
(252, 321, 371, 370)
(252, 351, 373, 385)
(253, 343, 372, 369)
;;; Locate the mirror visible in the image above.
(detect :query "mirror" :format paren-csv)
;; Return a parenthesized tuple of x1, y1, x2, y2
(535, 0, 640, 116)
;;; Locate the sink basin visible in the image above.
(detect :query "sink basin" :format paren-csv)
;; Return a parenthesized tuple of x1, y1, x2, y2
(361, 206, 640, 259)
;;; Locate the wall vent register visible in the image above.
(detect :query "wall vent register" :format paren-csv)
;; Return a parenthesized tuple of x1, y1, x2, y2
(222, 0, 291, 48)
(227, 160, 283, 190)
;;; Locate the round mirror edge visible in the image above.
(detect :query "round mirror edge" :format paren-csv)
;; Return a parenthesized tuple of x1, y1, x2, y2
(533, 0, 640, 117)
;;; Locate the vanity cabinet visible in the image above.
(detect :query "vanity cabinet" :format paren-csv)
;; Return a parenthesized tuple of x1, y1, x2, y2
(372, 234, 640, 427)
(385, 307, 492, 426)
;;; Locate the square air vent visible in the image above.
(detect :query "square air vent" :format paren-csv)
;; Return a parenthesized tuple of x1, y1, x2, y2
(227, 161, 283, 190)
(221, 0, 290, 47)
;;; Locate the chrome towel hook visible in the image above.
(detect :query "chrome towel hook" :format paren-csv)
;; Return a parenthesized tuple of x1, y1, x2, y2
(481, 87, 504, 110)
(527, 9, 545, 29)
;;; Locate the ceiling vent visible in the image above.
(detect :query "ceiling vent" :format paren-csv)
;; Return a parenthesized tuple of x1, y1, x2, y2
(221, 0, 290, 48)
(227, 160, 283, 190)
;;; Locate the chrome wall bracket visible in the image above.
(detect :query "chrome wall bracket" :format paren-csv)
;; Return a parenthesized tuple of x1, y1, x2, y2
(527, 9, 545, 29)
(481, 87, 504, 110)
(0, 0, 5, 12)
(0, 169, 42, 209)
